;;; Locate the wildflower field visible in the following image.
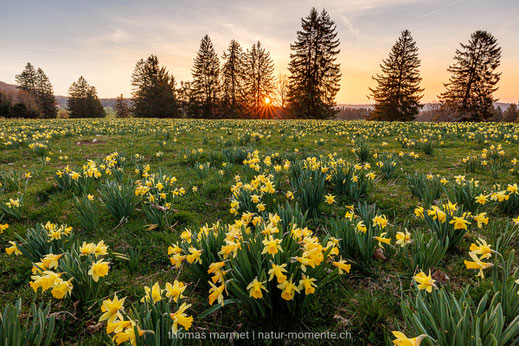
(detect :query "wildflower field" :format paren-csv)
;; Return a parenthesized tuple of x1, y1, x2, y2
(1, 118, 519, 345)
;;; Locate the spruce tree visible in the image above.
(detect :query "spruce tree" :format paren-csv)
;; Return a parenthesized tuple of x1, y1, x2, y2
(131, 55, 177, 118)
(244, 41, 275, 111)
(287, 8, 341, 119)
(191, 35, 220, 118)
(439, 30, 501, 122)
(369, 30, 423, 121)
(15, 63, 38, 94)
(503, 103, 518, 122)
(67, 76, 105, 118)
(221, 40, 246, 117)
(15, 63, 57, 118)
(115, 94, 130, 118)
(34, 68, 57, 118)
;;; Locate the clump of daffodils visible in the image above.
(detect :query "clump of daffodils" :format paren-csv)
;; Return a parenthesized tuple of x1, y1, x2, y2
(171, 212, 348, 319)
(100, 281, 193, 344)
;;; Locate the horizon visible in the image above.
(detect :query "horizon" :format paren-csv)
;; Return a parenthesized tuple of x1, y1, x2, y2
(1, 0, 518, 104)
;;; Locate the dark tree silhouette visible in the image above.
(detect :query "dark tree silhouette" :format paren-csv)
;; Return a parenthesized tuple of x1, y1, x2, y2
(369, 30, 423, 121)
(131, 55, 177, 118)
(439, 30, 501, 122)
(191, 35, 220, 118)
(67, 76, 105, 118)
(286, 8, 341, 119)
(15, 63, 57, 118)
(115, 94, 130, 118)
(221, 40, 247, 117)
(244, 41, 275, 111)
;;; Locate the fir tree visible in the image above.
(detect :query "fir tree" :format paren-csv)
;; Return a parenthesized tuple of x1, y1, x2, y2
(244, 41, 275, 111)
(287, 8, 341, 119)
(115, 94, 130, 118)
(15, 63, 57, 118)
(503, 103, 518, 122)
(439, 30, 501, 122)
(131, 55, 177, 118)
(221, 40, 246, 117)
(34, 68, 57, 118)
(369, 30, 423, 121)
(191, 35, 220, 118)
(67, 76, 105, 118)
(15, 63, 38, 94)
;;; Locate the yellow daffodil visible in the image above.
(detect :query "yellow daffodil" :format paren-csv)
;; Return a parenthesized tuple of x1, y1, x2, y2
(208, 281, 226, 306)
(392, 331, 427, 345)
(372, 215, 388, 229)
(268, 263, 288, 283)
(356, 221, 367, 233)
(247, 277, 267, 299)
(262, 236, 283, 256)
(165, 280, 187, 302)
(100, 294, 126, 323)
(42, 254, 63, 270)
(186, 247, 202, 264)
(413, 271, 436, 293)
(0, 223, 8, 233)
(88, 259, 110, 282)
(5, 241, 21, 255)
(464, 252, 493, 278)
(450, 216, 470, 230)
(332, 258, 351, 274)
(396, 231, 411, 247)
(374, 232, 391, 248)
(298, 275, 317, 295)
(473, 213, 489, 228)
(325, 194, 335, 204)
(277, 280, 300, 301)
(170, 303, 193, 334)
(469, 238, 493, 259)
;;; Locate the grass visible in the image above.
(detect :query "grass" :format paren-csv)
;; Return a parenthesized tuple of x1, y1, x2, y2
(0, 118, 518, 345)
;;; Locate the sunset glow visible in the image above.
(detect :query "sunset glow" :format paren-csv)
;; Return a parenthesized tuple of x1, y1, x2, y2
(0, 0, 518, 103)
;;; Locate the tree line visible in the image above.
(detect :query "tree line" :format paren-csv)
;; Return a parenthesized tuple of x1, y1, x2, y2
(1, 7, 518, 122)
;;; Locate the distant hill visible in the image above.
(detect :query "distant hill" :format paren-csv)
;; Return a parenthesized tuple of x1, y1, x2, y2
(0, 81, 18, 93)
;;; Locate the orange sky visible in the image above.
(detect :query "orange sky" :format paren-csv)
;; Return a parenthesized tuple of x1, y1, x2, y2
(1, 0, 518, 104)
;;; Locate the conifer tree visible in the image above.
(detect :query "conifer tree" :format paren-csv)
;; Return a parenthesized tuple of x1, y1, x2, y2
(244, 41, 275, 110)
(439, 30, 501, 122)
(287, 8, 341, 119)
(131, 55, 177, 118)
(115, 94, 130, 118)
(15, 63, 57, 118)
(67, 76, 105, 118)
(34, 68, 57, 118)
(369, 30, 423, 121)
(503, 103, 518, 122)
(221, 40, 246, 117)
(15, 63, 38, 93)
(191, 35, 220, 118)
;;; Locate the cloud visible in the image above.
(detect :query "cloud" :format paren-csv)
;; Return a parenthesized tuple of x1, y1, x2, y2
(340, 16, 360, 38)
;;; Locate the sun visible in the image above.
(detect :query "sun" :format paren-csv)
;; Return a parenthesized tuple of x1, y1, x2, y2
(264, 97, 271, 105)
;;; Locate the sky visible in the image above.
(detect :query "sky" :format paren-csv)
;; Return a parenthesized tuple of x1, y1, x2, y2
(0, 0, 518, 104)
